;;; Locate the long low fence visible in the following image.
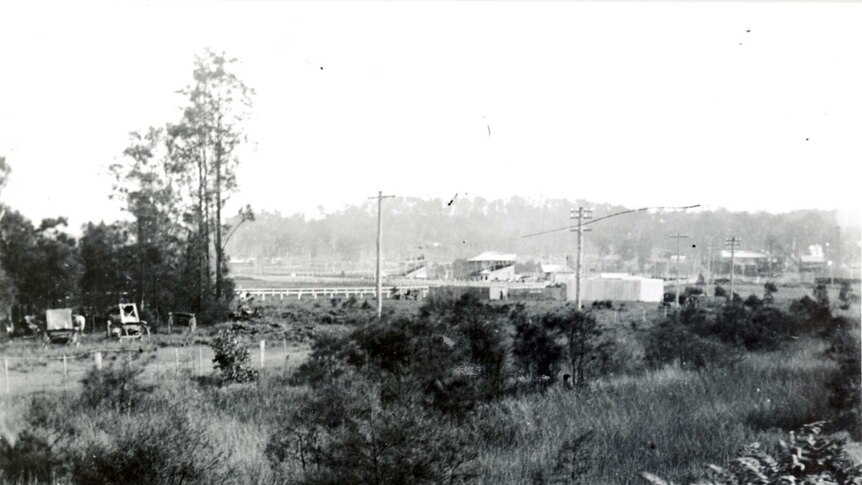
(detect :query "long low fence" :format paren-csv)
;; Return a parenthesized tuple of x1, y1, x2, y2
(0, 339, 310, 396)
(235, 286, 430, 301)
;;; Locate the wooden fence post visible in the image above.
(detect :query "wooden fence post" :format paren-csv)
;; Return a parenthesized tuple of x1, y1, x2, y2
(63, 355, 68, 377)
(95, 352, 102, 371)
(174, 348, 179, 377)
(260, 340, 266, 369)
(283, 338, 289, 372)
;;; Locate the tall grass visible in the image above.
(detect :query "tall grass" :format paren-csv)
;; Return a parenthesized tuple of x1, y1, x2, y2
(1, 296, 853, 485)
(472, 341, 836, 484)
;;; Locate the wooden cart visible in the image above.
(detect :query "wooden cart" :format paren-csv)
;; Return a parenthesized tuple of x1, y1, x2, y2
(44, 308, 80, 345)
(107, 303, 150, 340)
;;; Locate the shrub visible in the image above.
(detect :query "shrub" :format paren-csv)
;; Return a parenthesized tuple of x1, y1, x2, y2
(591, 300, 613, 310)
(211, 329, 258, 384)
(644, 316, 741, 370)
(267, 377, 478, 484)
(838, 281, 856, 310)
(0, 394, 75, 483)
(714, 286, 727, 298)
(295, 294, 512, 416)
(825, 317, 862, 439)
(763, 281, 778, 304)
(79, 354, 154, 413)
(709, 304, 786, 351)
(544, 307, 614, 388)
(743, 293, 761, 308)
(70, 409, 227, 485)
(511, 312, 564, 386)
(641, 422, 862, 485)
(814, 283, 831, 308)
(351, 317, 423, 374)
(289, 333, 366, 386)
(790, 295, 833, 333)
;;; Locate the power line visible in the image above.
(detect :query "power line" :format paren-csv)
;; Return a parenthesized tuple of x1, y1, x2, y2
(521, 205, 701, 239)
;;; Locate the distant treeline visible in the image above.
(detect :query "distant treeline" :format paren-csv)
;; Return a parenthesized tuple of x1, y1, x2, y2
(225, 197, 858, 269)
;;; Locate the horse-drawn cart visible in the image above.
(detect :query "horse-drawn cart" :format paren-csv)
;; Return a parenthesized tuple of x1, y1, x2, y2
(45, 308, 80, 345)
(107, 303, 150, 340)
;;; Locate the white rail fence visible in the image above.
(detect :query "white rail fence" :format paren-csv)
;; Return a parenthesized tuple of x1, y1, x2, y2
(235, 286, 430, 301)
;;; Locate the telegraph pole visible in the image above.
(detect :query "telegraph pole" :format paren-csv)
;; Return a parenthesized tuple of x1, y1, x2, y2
(523, 205, 699, 308)
(835, 225, 842, 284)
(570, 207, 592, 309)
(368, 191, 395, 318)
(706, 243, 713, 298)
(669, 233, 689, 307)
(725, 236, 741, 303)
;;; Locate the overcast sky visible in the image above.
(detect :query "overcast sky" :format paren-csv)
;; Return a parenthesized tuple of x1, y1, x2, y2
(1, 1, 860, 231)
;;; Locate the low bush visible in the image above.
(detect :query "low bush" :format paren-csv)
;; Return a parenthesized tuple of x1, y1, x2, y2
(644, 316, 741, 370)
(511, 311, 564, 387)
(838, 281, 858, 310)
(79, 354, 154, 413)
(825, 316, 862, 440)
(0, 394, 75, 483)
(211, 329, 259, 384)
(289, 333, 365, 386)
(708, 303, 787, 351)
(70, 409, 227, 485)
(642, 422, 862, 485)
(267, 376, 478, 484)
(790, 294, 840, 336)
(591, 300, 613, 310)
(763, 281, 778, 304)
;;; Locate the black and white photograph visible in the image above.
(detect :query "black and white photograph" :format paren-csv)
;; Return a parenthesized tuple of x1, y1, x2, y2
(0, 1, 860, 483)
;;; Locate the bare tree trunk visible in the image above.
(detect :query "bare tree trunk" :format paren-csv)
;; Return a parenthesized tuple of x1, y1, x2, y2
(214, 100, 223, 301)
(203, 131, 211, 298)
(137, 218, 145, 311)
(198, 137, 206, 308)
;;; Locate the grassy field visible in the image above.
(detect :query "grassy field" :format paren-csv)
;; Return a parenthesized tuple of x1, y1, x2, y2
(473, 338, 839, 484)
(1, 335, 844, 484)
(0, 284, 858, 484)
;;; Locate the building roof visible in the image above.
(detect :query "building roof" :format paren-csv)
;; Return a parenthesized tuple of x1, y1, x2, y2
(800, 254, 826, 264)
(719, 250, 771, 259)
(468, 251, 517, 262)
